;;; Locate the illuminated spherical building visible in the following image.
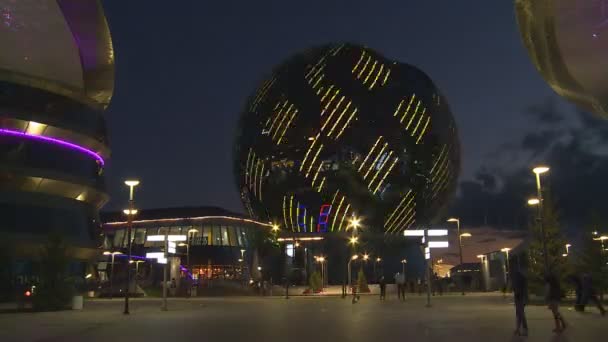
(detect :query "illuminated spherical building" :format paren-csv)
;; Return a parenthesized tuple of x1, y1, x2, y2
(235, 43, 460, 236)
(516, 0, 608, 118)
(0, 1, 114, 261)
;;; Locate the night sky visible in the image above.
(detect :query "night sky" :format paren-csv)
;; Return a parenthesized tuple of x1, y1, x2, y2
(101, 1, 608, 228)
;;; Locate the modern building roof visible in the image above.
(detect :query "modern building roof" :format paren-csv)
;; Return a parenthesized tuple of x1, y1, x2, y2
(101, 206, 270, 227)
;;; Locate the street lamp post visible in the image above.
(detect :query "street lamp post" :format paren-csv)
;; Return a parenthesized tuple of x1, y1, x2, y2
(130, 259, 145, 279)
(347, 255, 358, 290)
(532, 166, 550, 273)
(401, 259, 407, 275)
(448, 218, 471, 295)
(501, 247, 511, 294)
(374, 257, 381, 281)
(123, 179, 139, 315)
(103, 251, 122, 300)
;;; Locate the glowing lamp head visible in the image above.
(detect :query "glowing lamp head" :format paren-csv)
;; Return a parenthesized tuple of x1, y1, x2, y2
(447, 217, 459, 223)
(349, 217, 361, 230)
(501, 247, 511, 252)
(532, 166, 550, 175)
(401, 259, 407, 264)
(363, 254, 369, 261)
(123, 209, 138, 215)
(376, 257, 382, 262)
(351, 255, 359, 260)
(527, 198, 540, 205)
(460, 233, 472, 238)
(348, 236, 359, 245)
(125, 180, 140, 187)
(272, 224, 280, 232)
(477, 254, 485, 259)
(178, 243, 187, 247)
(85, 274, 93, 279)
(565, 244, 572, 248)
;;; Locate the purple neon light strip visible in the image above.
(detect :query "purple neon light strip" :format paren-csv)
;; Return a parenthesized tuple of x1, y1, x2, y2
(0, 128, 105, 166)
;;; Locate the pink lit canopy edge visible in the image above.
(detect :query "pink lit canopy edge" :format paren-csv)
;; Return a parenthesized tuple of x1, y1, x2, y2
(0, 128, 105, 166)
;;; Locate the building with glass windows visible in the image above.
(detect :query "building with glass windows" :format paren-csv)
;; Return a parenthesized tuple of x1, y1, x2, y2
(0, 0, 114, 280)
(100, 207, 272, 282)
(234, 43, 460, 236)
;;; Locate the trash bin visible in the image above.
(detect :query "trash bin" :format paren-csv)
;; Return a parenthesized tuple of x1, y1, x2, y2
(72, 295, 83, 310)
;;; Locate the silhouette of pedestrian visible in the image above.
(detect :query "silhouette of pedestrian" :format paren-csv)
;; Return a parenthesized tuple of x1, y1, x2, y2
(511, 263, 528, 336)
(545, 274, 566, 333)
(582, 273, 606, 316)
(379, 276, 386, 300)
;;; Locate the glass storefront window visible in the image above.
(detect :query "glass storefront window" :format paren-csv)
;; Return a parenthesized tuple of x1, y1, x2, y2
(113, 229, 125, 248)
(221, 226, 230, 246)
(227, 226, 237, 247)
(134, 228, 146, 244)
(236, 227, 245, 246)
(213, 226, 221, 245)
(202, 226, 211, 246)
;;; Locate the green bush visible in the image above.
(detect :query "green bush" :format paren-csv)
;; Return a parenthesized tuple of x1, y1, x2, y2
(309, 271, 322, 292)
(357, 268, 370, 293)
(33, 234, 75, 311)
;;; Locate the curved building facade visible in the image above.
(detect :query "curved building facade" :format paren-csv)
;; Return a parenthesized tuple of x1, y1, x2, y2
(0, 1, 114, 260)
(234, 43, 460, 235)
(516, 0, 608, 118)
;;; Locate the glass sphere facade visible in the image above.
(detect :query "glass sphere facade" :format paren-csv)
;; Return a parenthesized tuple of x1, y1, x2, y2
(235, 43, 460, 235)
(516, 0, 608, 118)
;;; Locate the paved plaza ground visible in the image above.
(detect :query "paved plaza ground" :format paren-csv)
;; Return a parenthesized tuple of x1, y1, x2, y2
(0, 293, 605, 342)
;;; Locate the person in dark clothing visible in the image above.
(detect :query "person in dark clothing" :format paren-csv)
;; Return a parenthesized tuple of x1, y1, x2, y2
(567, 274, 584, 312)
(379, 276, 386, 300)
(582, 273, 606, 316)
(545, 274, 566, 333)
(511, 268, 528, 336)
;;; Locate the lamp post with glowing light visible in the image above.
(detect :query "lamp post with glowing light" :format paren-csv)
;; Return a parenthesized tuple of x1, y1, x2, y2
(401, 259, 407, 275)
(374, 257, 382, 281)
(529, 166, 550, 273)
(348, 254, 359, 289)
(447, 217, 471, 295)
(129, 260, 145, 280)
(103, 251, 122, 299)
(501, 247, 511, 290)
(315, 256, 326, 290)
(123, 179, 139, 315)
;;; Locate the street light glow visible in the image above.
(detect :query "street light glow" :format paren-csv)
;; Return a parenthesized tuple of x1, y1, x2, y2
(376, 257, 382, 262)
(593, 236, 608, 241)
(401, 259, 407, 264)
(349, 216, 361, 230)
(477, 255, 485, 259)
(123, 209, 138, 215)
(349, 236, 358, 245)
(363, 253, 369, 261)
(272, 224, 280, 232)
(527, 198, 540, 205)
(124, 180, 140, 187)
(351, 255, 359, 260)
(532, 166, 550, 174)
(460, 233, 472, 238)
(447, 217, 459, 223)
(501, 247, 511, 252)
(178, 243, 187, 247)
(103, 251, 122, 255)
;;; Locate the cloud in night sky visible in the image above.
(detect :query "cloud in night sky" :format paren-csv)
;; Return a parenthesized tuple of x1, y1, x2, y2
(449, 100, 608, 230)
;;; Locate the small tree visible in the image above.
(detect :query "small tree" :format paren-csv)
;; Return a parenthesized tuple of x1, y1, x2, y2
(309, 271, 322, 293)
(576, 215, 608, 300)
(527, 193, 567, 294)
(33, 234, 75, 311)
(357, 267, 370, 293)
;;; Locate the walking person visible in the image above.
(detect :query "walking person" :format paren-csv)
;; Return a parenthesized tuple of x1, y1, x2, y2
(394, 272, 405, 301)
(511, 262, 528, 337)
(545, 273, 567, 333)
(379, 276, 386, 300)
(582, 273, 606, 316)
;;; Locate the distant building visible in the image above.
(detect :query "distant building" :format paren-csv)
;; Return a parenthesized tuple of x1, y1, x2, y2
(100, 206, 272, 285)
(449, 262, 482, 291)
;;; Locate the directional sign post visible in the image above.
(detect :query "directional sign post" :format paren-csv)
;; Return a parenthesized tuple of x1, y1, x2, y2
(403, 228, 449, 307)
(146, 234, 186, 311)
